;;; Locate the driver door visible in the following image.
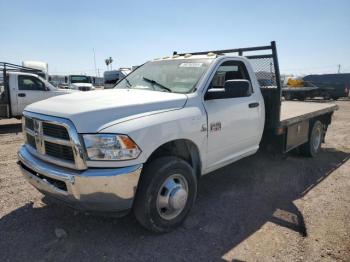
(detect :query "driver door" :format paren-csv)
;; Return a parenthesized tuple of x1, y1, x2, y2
(16, 75, 47, 114)
(204, 60, 262, 171)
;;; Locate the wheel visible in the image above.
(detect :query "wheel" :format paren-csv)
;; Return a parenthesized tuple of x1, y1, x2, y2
(323, 93, 331, 100)
(297, 95, 306, 101)
(284, 93, 293, 101)
(300, 120, 323, 157)
(332, 97, 339, 101)
(133, 156, 197, 233)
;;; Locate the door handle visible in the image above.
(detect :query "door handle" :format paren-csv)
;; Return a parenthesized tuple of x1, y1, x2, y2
(18, 93, 26, 97)
(249, 102, 259, 108)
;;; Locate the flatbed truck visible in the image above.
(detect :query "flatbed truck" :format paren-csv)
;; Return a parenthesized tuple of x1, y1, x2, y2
(18, 41, 337, 232)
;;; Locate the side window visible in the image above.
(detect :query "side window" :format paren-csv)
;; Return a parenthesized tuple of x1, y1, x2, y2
(18, 75, 46, 91)
(210, 61, 251, 90)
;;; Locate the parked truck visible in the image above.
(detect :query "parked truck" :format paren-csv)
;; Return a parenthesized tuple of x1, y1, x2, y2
(18, 42, 338, 232)
(65, 75, 95, 91)
(0, 63, 76, 118)
(22, 61, 49, 80)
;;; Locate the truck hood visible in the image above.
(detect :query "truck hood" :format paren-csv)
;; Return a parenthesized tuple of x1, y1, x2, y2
(25, 89, 188, 132)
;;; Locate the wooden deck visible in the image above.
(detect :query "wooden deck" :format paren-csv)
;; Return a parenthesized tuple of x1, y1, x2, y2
(280, 101, 338, 126)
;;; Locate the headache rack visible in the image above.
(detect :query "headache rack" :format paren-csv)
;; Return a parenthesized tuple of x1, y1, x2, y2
(0, 62, 44, 118)
(173, 41, 282, 130)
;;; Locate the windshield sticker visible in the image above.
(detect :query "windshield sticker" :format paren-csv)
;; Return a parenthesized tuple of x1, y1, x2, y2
(179, 63, 203, 68)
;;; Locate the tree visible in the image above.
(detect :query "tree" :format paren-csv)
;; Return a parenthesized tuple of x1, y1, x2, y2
(105, 57, 113, 70)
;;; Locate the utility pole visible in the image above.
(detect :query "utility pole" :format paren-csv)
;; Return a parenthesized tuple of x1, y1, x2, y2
(337, 64, 341, 73)
(93, 48, 97, 77)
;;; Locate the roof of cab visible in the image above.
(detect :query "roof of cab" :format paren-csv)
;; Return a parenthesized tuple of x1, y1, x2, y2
(153, 53, 220, 61)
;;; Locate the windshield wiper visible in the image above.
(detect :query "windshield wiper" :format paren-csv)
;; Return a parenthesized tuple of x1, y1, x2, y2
(142, 77, 172, 92)
(124, 78, 132, 88)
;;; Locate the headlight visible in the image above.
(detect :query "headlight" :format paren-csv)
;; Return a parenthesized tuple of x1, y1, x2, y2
(83, 134, 141, 161)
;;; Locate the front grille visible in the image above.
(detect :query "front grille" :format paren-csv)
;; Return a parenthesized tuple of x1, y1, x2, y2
(26, 134, 36, 149)
(79, 86, 90, 91)
(43, 122, 70, 140)
(25, 118, 34, 130)
(45, 141, 74, 161)
(23, 114, 85, 170)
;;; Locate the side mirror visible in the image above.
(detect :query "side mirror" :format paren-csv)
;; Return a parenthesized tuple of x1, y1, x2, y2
(205, 80, 252, 100)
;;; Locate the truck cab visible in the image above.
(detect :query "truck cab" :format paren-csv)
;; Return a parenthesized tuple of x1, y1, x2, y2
(66, 75, 95, 91)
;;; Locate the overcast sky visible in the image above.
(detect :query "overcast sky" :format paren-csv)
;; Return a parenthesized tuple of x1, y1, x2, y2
(1, 0, 349, 76)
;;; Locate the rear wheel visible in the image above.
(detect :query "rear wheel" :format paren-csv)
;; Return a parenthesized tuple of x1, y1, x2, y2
(323, 93, 331, 100)
(284, 93, 293, 101)
(297, 95, 306, 101)
(300, 120, 323, 157)
(133, 156, 197, 233)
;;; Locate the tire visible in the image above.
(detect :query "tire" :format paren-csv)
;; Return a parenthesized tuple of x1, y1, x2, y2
(284, 93, 293, 101)
(332, 97, 339, 101)
(323, 93, 331, 100)
(300, 120, 323, 157)
(133, 156, 197, 233)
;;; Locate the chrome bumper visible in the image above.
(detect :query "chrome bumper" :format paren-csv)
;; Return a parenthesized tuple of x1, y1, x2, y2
(18, 145, 142, 212)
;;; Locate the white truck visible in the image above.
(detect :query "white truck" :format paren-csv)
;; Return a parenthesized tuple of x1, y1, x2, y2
(17, 42, 338, 232)
(65, 75, 95, 91)
(22, 61, 49, 80)
(0, 63, 76, 118)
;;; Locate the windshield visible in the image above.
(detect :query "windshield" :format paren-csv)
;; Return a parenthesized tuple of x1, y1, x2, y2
(114, 59, 213, 93)
(70, 75, 91, 84)
(38, 76, 57, 90)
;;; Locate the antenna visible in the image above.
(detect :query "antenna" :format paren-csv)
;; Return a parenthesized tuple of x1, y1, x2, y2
(337, 64, 341, 73)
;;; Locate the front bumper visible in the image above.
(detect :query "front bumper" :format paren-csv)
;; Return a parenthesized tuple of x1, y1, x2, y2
(18, 145, 142, 212)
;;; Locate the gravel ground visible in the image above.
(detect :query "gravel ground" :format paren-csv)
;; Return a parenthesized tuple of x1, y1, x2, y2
(0, 101, 349, 262)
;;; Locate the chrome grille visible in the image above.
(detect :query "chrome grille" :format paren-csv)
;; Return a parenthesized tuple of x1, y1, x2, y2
(43, 122, 70, 140)
(26, 133, 36, 149)
(25, 118, 34, 131)
(23, 112, 87, 170)
(45, 141, 74, 161)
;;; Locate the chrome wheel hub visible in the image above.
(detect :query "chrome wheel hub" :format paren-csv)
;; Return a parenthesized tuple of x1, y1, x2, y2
(156, 174, 189, 220)
(313, 126, 322, 151)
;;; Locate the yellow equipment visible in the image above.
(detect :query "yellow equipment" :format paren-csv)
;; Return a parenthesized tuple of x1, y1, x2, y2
(287, 78, 305, 87)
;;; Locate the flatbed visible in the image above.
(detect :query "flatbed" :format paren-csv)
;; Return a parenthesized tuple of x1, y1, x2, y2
(280, 101, 338, 126)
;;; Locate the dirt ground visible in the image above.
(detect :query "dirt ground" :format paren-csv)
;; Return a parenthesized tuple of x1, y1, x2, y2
(0, 100, 349, 262)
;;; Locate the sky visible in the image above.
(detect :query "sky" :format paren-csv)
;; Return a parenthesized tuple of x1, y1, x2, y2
(0, 0, 349, 76)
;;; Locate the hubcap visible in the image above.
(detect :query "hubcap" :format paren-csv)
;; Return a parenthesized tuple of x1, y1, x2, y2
(156, 174, 189, 220)
(313, 126, 322, 151)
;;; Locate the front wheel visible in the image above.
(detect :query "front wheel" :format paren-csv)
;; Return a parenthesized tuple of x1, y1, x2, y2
(133, 156, 197, 233)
